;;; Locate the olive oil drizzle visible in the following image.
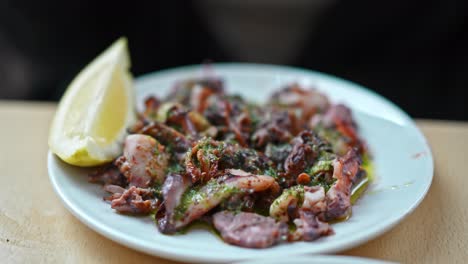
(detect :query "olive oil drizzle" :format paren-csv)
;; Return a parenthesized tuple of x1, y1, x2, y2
(351, 154, 374, 204)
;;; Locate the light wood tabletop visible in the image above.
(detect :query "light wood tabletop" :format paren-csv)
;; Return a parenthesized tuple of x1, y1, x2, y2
(0, 101, 466, 263)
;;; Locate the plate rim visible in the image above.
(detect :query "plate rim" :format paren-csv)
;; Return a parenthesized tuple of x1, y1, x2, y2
(48, 63, 434, 263)
(234, 255, 397, 264)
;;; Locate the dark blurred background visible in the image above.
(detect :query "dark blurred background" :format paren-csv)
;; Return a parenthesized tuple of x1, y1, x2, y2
(0, 0, 467, 120)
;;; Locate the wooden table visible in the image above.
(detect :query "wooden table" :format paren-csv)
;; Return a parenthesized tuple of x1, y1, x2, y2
(0, 101, 467, 263)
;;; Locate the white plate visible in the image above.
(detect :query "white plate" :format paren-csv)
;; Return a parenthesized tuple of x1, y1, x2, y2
(235, 255, 397, 264)
(48, 63, 433, 263)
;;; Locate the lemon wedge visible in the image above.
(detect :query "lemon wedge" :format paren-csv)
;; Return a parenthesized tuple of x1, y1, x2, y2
(49, 37, 136, 166)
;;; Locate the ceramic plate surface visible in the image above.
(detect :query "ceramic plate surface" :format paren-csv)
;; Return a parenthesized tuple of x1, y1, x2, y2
(235, 255, 397, 264)
(48, 64, 433, 263)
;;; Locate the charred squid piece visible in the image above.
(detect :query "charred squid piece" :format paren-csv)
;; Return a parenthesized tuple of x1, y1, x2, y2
(163, 169, 275, 233)
(165, 78, 224, 112)
(203, 95, 255, 147)
(213, 211, 288, 248)
(157, 173, 192, 234)
(269, 83, 330, 122)
(302, 186, 328, 218)
(218, 144, 271, 175)
(269, 185, 325, 221)
(264, 143, 292, 168)
(190, 82, 224, 113)
(142, 96, 162, 121)
(291, 210, 333, 242)
(283, 130, 329, 182)
(228, 112, 250, 147)
(226, 96, 256, 147)
(284, 136, 315, 179)
(310, 104, 366, 155)
(88, 165, 127, 187)
(221, 178, 281, 214)
(127, 119, 148, 134)
(270, 185, 328, 223)
(250, 181, 281, 212)
(125, 97, 161, 134)
(187, 111, 213, 133)
(270, 185, 327, 222)
(219, 193, 257, 213)
(270, 185, 332, 242)
(115, 134, 170, 188)
(138, 122, 192, 160)
(147, 101, 214, 137)
(104, 185, 158, 215)
(103, 184, 126, 195)
(202, 94, 230, 127)
(185, 137, 225, 183)
(164, 105, 199, 137)
(325, 148, 361, 220)
(185, 137, 273, 184)
(251, 110, 295, 149)
(269, 185, 305, 222)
